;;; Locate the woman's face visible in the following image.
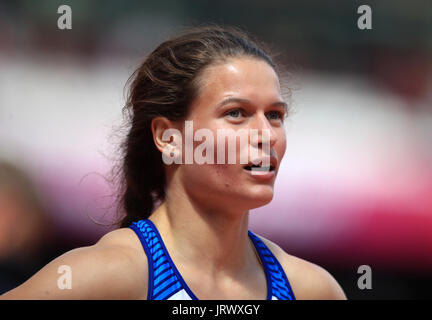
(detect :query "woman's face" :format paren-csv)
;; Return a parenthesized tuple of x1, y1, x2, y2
(176, 56, 287, 213)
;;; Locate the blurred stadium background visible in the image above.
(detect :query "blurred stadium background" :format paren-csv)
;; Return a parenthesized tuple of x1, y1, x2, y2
(0, 0, 431, 299)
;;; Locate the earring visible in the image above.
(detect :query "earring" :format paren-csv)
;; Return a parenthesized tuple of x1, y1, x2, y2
(169, 145, 178, 158)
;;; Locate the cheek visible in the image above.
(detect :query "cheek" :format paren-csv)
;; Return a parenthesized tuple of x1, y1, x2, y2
(181, 163, 237, 195)
(279, 137, 287, 159)
(276, 129, 287, 160)
(180, 125, 241, 189)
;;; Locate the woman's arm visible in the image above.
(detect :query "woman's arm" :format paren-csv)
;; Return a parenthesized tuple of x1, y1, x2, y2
(0, 228, 148, 300)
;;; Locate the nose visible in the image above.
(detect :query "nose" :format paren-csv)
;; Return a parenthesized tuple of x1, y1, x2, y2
(250, 112, 277, 149)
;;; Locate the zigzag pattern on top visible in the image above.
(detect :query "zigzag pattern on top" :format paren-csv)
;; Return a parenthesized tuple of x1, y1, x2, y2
(131, 220, 183, 300)
(248, 231, 295, 300)
(130, 219, 296, 300)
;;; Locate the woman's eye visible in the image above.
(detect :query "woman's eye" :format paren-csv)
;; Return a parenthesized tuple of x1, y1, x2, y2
(267, 111, 284, 120)
(226, 109, 244, 119)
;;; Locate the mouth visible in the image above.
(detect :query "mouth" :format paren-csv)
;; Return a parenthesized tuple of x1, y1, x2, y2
(243, 156, 277, 172)
(243, 164, 275, 172)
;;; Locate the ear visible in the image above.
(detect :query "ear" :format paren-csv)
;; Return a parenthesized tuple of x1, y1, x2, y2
(151, 117, 181, 154)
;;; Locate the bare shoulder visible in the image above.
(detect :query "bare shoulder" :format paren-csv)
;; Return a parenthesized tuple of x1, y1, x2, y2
(1, 228, 148, 300)
(255, 234, 347, 300)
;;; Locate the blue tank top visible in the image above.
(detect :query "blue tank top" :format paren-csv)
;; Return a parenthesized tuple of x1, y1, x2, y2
(129, 219, 296, 300)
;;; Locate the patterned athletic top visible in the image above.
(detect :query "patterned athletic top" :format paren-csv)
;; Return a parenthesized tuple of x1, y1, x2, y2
(129, 219, 296, 300)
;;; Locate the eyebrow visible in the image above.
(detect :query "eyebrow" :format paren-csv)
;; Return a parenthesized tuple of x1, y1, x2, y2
(216, 97, 288, 111)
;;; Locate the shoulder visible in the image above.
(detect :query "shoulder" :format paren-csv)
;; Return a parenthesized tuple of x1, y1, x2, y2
(254, 233, 347, 300)
(1, 227, 148, 299)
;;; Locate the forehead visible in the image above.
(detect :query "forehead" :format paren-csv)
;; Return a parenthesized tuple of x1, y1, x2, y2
(192, 57, 282, 108)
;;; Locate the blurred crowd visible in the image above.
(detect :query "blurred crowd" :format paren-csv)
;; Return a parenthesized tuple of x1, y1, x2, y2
(0, 161, 53, 294)
(0, 0, 431, 298)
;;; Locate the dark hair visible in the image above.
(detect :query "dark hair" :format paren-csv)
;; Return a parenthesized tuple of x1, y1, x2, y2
(116, 25, 281, 228)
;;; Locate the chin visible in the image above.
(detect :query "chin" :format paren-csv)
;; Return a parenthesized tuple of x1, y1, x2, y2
(244, 187, 274, 209)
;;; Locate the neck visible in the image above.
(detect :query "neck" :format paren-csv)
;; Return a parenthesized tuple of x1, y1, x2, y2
(149, 185, 254, 277)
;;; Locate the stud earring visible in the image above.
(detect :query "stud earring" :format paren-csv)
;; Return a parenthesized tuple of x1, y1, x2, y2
(169, 145, 178, 158)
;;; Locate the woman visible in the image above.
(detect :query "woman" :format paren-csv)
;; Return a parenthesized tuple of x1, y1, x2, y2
(1, 25, 346, 300)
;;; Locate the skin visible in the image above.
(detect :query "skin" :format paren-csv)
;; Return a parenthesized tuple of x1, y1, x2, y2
(0, 57, 346, 300)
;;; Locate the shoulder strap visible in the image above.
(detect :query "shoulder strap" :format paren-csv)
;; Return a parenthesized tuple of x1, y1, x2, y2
(129, 219, 184, 300)
(248, 231, 296, 300)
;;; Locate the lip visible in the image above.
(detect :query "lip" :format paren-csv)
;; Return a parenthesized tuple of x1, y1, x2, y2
(242, 155, 278, 181)
(243, 155, 278, 170)
(243, 167, 275, 181)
